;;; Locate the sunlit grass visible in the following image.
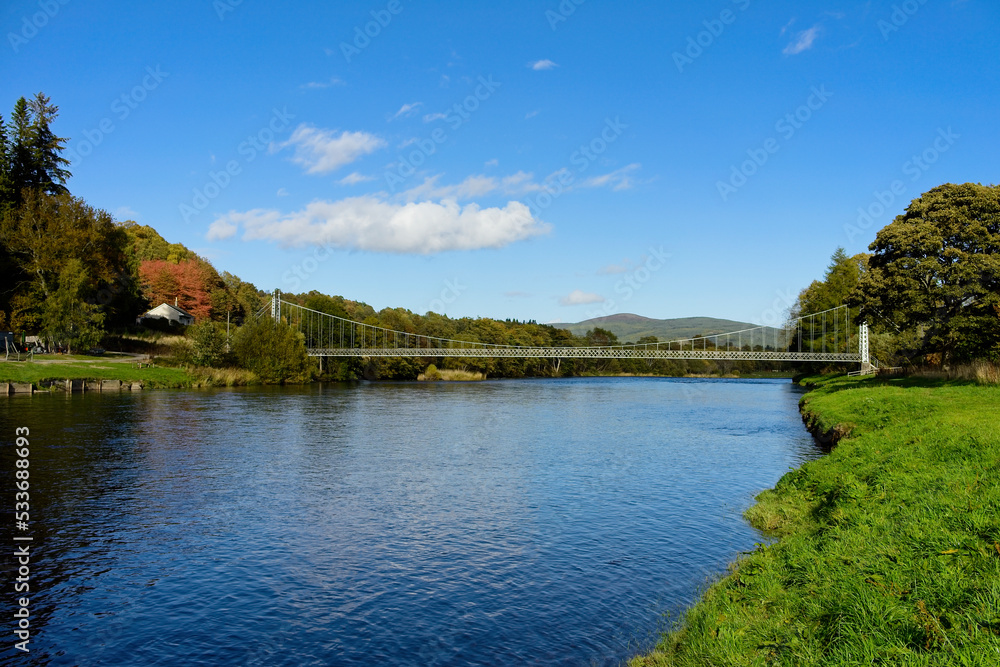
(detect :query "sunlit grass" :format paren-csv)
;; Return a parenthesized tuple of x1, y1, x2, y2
(186, 366, 258, 387)
(1, 359, 194, 387)
(418, 365, 485, 381)
(633, 374, 1000, 666)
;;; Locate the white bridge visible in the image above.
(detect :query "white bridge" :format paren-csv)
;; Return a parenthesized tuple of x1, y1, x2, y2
(263, 292, 869, 368)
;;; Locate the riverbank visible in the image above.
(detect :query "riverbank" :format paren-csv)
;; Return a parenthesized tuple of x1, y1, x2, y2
(0, 358, 256, 389)
(632, 374, 1000, 665)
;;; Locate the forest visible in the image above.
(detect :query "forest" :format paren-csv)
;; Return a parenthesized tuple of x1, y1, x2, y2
(2, 93, 998, 382)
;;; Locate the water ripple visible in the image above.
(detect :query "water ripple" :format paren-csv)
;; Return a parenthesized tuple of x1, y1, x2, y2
(0, 378, 821, 666)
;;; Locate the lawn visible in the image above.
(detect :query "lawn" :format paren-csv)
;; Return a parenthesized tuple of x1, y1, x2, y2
(0, 359, 194, 387)
(633, 375, 1000, 666)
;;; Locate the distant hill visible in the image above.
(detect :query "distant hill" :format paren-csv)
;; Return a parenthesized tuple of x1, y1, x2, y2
(549, 313, 784, 344)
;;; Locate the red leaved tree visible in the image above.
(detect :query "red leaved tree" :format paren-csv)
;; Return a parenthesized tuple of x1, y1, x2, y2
(139, 259, 216, 321)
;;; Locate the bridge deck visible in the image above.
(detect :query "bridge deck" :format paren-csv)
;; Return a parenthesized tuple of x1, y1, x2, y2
(308, 348, 860, 362)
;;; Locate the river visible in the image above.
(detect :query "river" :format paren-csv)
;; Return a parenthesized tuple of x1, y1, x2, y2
(0, 377, 821, 666)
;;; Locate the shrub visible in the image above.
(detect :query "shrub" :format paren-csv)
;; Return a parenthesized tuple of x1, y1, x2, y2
(232, 317, 314, 384)
(188, 321, 230, 367)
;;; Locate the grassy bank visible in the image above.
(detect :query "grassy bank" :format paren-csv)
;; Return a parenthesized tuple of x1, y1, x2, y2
(633, 375, 1000, 666)
(0, 359, 256, 388)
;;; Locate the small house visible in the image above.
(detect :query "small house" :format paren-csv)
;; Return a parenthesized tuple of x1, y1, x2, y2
(140, 302, 195, 326)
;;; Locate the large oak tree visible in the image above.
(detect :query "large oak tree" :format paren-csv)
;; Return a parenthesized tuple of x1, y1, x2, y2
(853, 183, 1000, 362)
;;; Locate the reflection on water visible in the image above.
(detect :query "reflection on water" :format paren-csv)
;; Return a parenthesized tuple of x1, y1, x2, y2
(0, 378, 820, 666)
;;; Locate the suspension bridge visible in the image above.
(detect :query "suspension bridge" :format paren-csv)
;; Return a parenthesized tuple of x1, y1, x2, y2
(261, 292, 872, 370)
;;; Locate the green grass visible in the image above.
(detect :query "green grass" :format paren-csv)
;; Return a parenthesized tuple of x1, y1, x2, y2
(633, 375, 1000, 666)
(1, 359, 198, 387)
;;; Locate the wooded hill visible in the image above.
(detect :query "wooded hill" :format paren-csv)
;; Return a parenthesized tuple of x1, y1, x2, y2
(548, 314, 784, 345)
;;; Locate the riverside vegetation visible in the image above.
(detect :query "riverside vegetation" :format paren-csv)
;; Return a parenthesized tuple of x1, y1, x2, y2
(632, 373, 1000, 666)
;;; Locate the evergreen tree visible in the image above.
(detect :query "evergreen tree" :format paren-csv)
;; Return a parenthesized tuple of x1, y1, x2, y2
(27, 93, 71, 195)
(2, 95, 71, 205)
(7, 98, 34, 203)
(0, 113, 14, 209)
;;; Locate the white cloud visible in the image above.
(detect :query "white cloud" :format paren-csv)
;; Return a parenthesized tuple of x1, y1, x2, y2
(423, 112, 449, 122)
(783, 25, 821, 55)
(302, 77, 344, 89)
(277, 124, 386, 174)
(207, 216, 239, 240)
(530, 59, 558, 70)
(500, 171, 535, 190)
(207, 197, 549, 254)
(115, 206, 139, 221)
(484, 158, 499, 167)
(597, 261, 631, 276)
(559, 290, 605, 306)
(780, 18, 796, 36)
(276, 188, 289, 197)
(505, 291, 531, 298)
(338, 172, 375, 186)
(400, 171, 543, 202)
(392, 102, 422, 120)
(401, 175, 499, 201)
(393, 165, 644, 206)
(525, 109, 541, 119)
(580, 163, 642, 191)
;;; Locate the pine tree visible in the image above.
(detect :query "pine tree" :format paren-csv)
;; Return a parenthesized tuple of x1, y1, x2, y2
(27, 93, 71, 195)
(0, 113, 13, 209)
(7, 98, 33, 203)
(2, 95, 71, 205)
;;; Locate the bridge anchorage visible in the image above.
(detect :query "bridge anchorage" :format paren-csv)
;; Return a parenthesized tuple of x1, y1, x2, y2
(262, 291, 870, 369)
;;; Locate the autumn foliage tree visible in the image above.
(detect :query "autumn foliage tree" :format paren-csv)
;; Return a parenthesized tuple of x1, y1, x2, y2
(139, 259, 221, 321)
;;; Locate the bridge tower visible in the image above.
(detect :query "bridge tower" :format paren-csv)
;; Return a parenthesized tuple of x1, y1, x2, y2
(271, 289, 280, 322)
(859, 322, 871, 373)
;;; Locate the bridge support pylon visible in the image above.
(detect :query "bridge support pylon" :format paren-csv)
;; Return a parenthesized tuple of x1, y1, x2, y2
(859, 322, 872, 374)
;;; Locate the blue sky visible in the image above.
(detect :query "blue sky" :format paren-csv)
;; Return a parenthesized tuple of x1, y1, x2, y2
(3, 0, 997, 326)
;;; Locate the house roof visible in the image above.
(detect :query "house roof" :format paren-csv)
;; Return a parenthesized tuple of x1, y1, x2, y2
(145, 303, 195, 318)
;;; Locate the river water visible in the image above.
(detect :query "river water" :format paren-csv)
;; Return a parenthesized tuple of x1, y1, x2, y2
(1, 377, 820, 666)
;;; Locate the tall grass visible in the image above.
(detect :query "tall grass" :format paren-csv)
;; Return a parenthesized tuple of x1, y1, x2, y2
(187, 366, 258, 387)
(417, 365, 485, 381)
(914, 360, 1000, 385)
(632, 375, 1000, 666)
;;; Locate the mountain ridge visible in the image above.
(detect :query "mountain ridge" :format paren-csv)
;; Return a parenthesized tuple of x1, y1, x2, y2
(549, 313, 782, 344)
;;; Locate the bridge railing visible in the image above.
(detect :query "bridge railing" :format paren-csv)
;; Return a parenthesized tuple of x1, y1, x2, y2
(261, 294, 858, 361)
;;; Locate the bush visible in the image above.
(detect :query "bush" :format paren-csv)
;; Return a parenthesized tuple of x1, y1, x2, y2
(188, 321, 230, 367)
(232, 317, 314, 384)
